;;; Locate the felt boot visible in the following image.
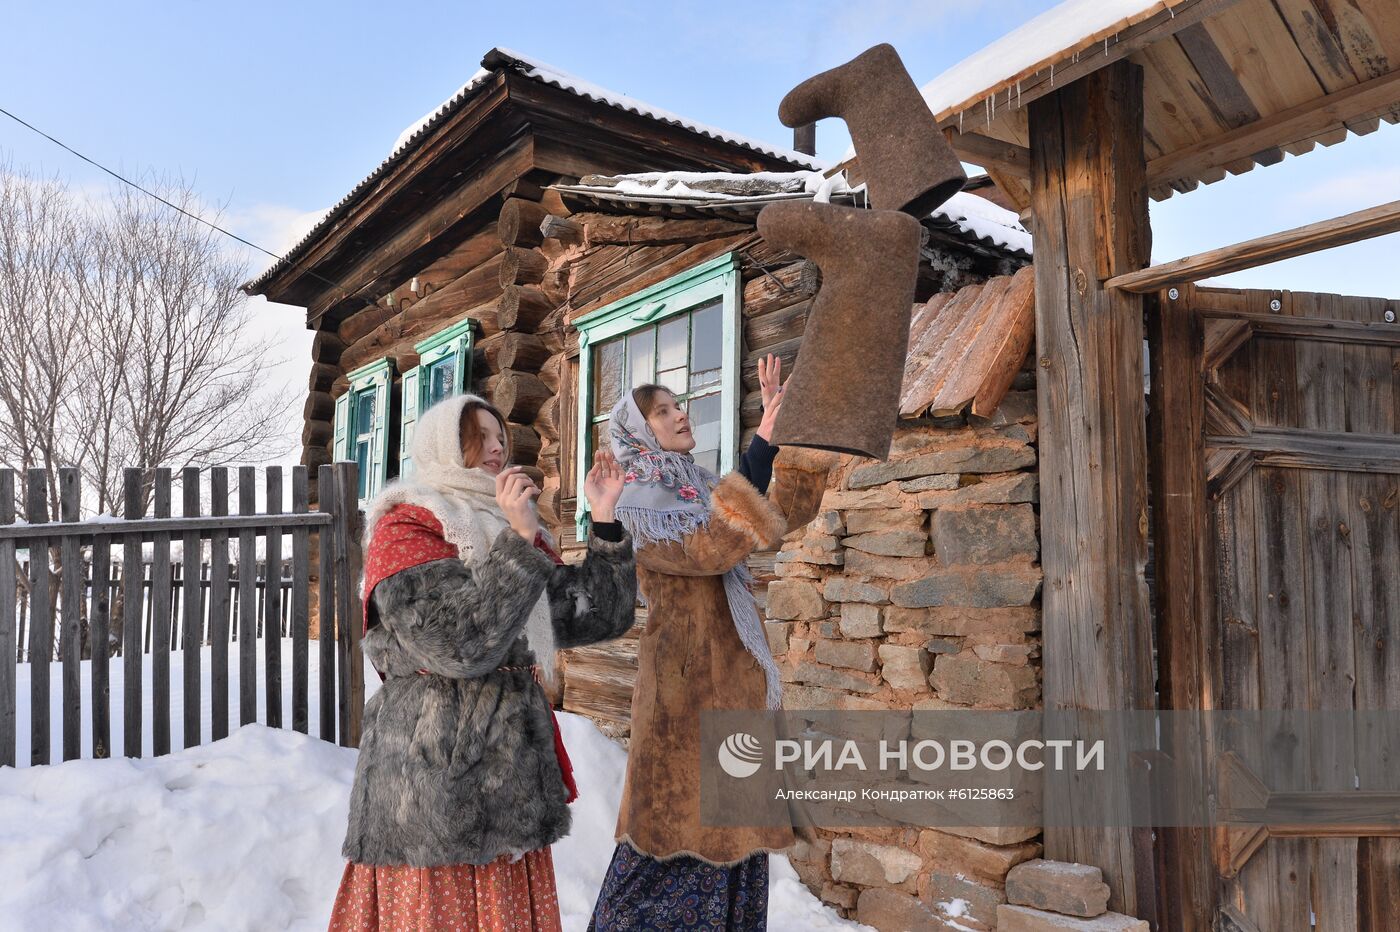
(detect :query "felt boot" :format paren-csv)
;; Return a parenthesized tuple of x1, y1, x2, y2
(757, 200, 922, 461)
(779, 43, 966, 217)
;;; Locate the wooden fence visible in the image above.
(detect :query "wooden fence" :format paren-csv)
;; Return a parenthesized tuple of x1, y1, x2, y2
(11, 558, 298, 664)
(0, 463, 365, 767)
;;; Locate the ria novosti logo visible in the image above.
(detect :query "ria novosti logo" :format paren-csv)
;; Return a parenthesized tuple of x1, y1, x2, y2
(717, 732, 764, 778)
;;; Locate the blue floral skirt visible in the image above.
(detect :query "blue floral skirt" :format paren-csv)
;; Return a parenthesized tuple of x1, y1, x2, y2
(587, 841, 768, 931)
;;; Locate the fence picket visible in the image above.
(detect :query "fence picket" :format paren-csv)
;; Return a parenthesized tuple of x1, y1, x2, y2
(59, 468, 81, 761)
(265, 467, 283, 729)
(237, 468, 257, 727)
(210, 468, 231, 741)
(182, 468, 201, 749)
(291, 467, 310, 735)
(0, 470, 16, 767)
(89, 532, 111, 758)
(122, 469, 144, 758)
(333, 463, 363, 748)
(317, 465, 335, 743)
(27, 469, 51, 766)
(151, 469, 172, 756)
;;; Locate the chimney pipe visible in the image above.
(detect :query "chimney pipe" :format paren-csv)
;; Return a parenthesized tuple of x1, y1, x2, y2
(793, 122, 816, 156)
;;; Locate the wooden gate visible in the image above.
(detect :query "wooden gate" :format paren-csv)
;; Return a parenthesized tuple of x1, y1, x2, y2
(1149, 284, 1400, 930)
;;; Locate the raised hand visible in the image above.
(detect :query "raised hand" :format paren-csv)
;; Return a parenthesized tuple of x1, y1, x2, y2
(494, 466, 541, 541)
(583, 447, 625, 523)
(756, 353, 786, 442)
(758, 352, 784, 411)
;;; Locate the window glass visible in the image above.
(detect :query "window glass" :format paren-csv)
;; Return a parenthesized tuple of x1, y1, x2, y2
(687, 393, 722, 474)
(427, 356, 455, 406)
(689, 301, 722, 391)
(627, 328, 655, 391)
(593, 338, 625, 414)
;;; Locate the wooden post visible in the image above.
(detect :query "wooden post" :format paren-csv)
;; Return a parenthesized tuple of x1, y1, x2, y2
(59, 467, 82, 761)
(1146, 283, 1213, 930)
(1028, 60, 1156, 920)
(182, 467, 202, 749)
(0, 470, 15, 767)
(122, 468, 144, 758)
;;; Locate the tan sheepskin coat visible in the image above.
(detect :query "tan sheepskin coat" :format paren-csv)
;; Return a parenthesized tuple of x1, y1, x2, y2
(614, 445, 835, 866)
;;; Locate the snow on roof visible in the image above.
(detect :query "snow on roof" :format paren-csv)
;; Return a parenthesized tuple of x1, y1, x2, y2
(920, 0, 1190, 121)
(557, 170, 1031, 257)
(246, 48, 822, 294)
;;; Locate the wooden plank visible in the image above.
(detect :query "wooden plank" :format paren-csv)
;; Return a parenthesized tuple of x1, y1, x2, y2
(291, 467, 311, 735)
(88, 527, 111, 759)
(1029, 61, 1155, 921)
(209, 468, 232, 741)
(121, 469, 143, 758)
(265, 467, 283, 730)
(1107, 199, 1400, 292)
(1199, 309, 1400, 345)
(0, 470, 15, 767)
(1206, 426, 1400, 472)
(26, 470, 51, 765)
(1150, 69, 1400, 188)
(317, 465, 336, 743)
(150, 469, 172, 756)
(237, 467, 257, 727)
(181, 467, 202, 750)
(59, 468, 81, 761)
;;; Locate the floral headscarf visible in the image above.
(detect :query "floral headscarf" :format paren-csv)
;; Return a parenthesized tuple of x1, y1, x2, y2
(608, 390, 783, 709)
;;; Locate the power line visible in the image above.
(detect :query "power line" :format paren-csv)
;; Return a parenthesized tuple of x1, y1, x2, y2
(0, 103, 316, 276)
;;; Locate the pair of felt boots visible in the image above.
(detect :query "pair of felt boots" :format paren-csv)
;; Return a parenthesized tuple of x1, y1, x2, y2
(761, 44, 965, 461)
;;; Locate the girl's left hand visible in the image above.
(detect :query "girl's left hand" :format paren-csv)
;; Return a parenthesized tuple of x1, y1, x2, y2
(583, 448, 625, 522)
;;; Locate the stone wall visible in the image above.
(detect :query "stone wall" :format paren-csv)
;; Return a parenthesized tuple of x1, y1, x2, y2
(761, 363, 1044, 929)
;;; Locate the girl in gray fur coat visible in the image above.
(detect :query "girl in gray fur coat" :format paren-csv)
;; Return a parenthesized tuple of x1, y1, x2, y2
(328, 393, 637, 932)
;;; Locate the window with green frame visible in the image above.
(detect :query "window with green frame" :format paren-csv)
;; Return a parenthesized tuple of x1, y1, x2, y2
(398, 318, 475, 478)
(574, 252, 741, 531)
(333, 358, 393, 503)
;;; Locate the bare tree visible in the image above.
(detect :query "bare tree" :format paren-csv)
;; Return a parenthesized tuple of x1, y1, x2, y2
(0, 160, 295, 516)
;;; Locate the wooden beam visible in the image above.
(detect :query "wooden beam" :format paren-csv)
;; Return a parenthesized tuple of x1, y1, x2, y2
(1149, 69, 1400, 188)
(1106, 199, 1400, 292)
(1029, 60, 1156, 921)
(943, 129, 1030, 179)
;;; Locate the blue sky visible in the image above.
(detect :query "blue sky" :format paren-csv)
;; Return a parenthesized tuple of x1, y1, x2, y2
(3, 0, 1397, 439)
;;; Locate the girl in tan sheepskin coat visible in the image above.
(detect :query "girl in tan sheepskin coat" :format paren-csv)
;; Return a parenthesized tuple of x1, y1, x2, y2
(588, 356, 836, 931)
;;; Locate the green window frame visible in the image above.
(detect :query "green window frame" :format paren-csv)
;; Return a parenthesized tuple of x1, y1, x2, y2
(399, 318, 475, 478)
(573, 252, 742, 533)
(333, 358, 393, 504)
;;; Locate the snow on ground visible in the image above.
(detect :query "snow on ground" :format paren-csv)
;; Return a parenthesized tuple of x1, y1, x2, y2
(4, 659, 866, 930)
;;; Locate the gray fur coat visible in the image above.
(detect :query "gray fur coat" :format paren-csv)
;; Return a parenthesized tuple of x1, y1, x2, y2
(342, 526, 636, 866)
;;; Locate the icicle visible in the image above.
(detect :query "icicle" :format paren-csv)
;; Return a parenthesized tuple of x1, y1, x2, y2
(1017, 79, 1022, 109)
(959, 109, 964, 132)
(1050, 63, 1055, 86)
(1169, 4, 1175, 17)
(1105, 37, 1109, 55)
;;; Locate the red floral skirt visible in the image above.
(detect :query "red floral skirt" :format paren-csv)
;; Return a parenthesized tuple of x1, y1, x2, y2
(328, 848, 562, 931)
